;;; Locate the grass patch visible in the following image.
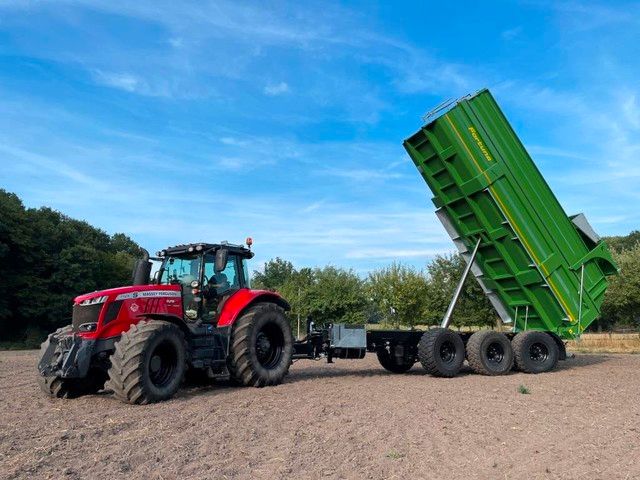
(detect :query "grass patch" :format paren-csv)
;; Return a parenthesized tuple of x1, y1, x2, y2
(386, 451, 405, 460)
(567, 333, 640, 354)
(518, 384, 530, 394)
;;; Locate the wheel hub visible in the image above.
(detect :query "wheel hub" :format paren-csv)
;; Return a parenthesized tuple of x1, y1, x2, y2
(255, 323, 284, 369)
(439, 341, 457, 363)
(148, 341, 178, 387)
(150, 355, 162, 373)
(486, 342, 505, 364)
(529, 342, 549, 362)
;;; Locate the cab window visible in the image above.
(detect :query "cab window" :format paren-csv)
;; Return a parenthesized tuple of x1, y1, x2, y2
(203, 253, 240, 294)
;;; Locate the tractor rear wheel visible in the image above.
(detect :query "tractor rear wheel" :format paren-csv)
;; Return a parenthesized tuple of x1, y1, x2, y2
(227, 303, 293, 387)
(37, 325, 106, 399)
(376, 345, 415, 373)
(466, 330, 514, 375)
(106, 320, 187, 404)
(512, 331, 559, 374)
(418, 328, 465, 377)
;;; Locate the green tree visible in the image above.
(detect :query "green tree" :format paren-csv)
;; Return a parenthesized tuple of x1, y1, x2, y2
(604, 231, 640, 252)
(599, 244, 640, 330)
(426, 253, 496, 328)
(306, 266, 368, 325)
(367, 262, 430, 328)
(0, 189, 143, 346)
(252, 257, 295, 290)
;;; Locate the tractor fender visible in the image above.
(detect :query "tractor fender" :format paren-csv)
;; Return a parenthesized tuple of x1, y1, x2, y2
(217, 289, 290, 328)
(140, 313, 191, 337)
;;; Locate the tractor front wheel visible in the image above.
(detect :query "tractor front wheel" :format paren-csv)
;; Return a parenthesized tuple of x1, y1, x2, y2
(106, 320, 187, 404)
(227, 303, 293, 387)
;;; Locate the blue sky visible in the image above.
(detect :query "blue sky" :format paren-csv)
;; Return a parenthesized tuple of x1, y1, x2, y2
(1, 1, 639, 274)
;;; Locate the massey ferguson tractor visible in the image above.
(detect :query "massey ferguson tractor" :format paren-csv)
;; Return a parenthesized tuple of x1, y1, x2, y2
(38, 241, 295, 404)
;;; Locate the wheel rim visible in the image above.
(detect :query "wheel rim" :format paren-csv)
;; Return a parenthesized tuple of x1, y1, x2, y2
(529, 342, 549, 362)
(439, 340, 457, 364)
(486, 341, 505, 364)
(255, 322, 285, 369)
(148, 340, 178, 387)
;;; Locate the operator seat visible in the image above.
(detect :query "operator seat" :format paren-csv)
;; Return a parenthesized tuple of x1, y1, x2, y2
(210, 272, 231, 295)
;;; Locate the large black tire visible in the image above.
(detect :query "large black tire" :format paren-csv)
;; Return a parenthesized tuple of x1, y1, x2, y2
(376, 345, 415, 373)
(105, 320, 187, 404)
(418, 328, 465, 377)
(466, 330, 514, 375)
(227, 303, 293, 387)
(512, 331, 559, 374)
(37, 325, 106, 399)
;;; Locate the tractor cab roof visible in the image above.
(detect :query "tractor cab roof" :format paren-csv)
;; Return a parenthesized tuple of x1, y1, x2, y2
(156, 242, 254, 259)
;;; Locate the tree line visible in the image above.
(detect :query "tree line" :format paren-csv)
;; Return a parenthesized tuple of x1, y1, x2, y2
(0, 188, 638, 347)
(0, 190, 142, 347)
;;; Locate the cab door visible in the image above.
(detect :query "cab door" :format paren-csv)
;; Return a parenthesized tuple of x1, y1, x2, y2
(201, 253, 241, 322)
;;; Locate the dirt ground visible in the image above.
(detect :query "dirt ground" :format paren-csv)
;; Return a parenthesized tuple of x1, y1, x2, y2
(1, 351, 639, 480)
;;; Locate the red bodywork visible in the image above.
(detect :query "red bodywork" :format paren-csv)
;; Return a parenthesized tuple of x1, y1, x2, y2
(74, 285, 288, 340)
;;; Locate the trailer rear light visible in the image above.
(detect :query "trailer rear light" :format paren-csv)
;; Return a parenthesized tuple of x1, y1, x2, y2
(78, 322, 97, 332)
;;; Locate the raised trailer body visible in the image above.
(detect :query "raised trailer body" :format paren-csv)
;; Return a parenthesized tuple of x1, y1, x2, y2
(403, 89, 617, 340)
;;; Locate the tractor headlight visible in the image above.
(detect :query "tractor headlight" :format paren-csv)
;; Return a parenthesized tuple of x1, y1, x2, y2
(78, 322, 98, 332)
(79, 295, 108, 306)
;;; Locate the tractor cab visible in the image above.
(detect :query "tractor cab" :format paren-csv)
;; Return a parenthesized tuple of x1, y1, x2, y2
(155, 242, 254, 323)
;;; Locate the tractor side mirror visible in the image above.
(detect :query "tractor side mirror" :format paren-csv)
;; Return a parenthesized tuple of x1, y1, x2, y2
(215, 248, 229, 272)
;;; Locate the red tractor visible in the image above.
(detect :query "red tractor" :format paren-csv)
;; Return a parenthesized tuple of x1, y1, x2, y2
(37, 241, 294, 404)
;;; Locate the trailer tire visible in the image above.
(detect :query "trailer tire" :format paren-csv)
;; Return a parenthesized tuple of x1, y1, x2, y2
(466, 330, 513, 375)
(228, 303, 293, 387)
(376, 346, 415, 373)
(512, 331, 559, 374)
(37, 325, 105, 398)
(106, 320, 187, 404)
(418, 328, 465, 377)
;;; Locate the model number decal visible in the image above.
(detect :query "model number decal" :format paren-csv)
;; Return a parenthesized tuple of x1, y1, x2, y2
(115, 290, 181, 300)
(468, 126, 493, 162)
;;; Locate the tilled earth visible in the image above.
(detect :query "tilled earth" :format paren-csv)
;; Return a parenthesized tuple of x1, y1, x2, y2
(1, 350, 639, 480)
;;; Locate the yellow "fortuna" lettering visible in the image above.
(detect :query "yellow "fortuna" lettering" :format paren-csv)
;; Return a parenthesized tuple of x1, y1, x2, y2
(467, 126, 493, 162)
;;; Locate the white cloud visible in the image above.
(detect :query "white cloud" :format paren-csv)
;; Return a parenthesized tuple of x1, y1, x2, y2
(93, 70, 140, 92)
(501, 26, 523, 40)
(91, 70, 172, 97)
(263, 82, 290, 96)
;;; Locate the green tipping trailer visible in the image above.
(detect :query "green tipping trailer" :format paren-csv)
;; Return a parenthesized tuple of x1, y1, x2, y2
(403, 89, 618, 341)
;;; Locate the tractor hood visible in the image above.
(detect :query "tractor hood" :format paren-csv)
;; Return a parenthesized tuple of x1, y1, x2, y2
(74, 284, 181, 305)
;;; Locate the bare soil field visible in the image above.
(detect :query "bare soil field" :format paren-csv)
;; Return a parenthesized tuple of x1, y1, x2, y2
(1, 350, 639, 480)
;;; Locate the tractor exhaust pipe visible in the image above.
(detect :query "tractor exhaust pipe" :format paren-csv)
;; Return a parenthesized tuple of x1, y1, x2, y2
(131, 248, 152, 286)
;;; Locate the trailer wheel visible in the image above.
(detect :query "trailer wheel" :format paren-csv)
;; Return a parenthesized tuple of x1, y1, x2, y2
(37, 325, 106, 398)
(376, 345, 415, 373)
(466, 330, 513, 375)
(228, 303, 293, 387)
(418, 328, 465, 377)
(512, 331, 559, 374)
(106, 320, 187, 404)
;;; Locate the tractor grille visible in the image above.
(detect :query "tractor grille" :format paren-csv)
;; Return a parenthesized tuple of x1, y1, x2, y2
(72, 303, 103, 331)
